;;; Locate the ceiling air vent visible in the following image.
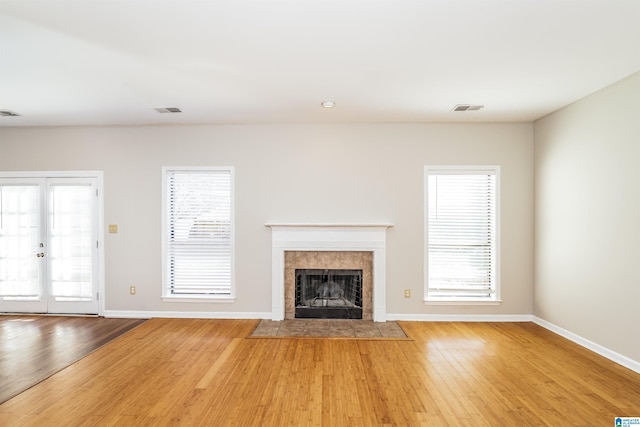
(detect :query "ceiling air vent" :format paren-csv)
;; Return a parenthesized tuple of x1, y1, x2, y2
(0, 109, 20, 117)
(452, 104, 484, 112)
(154, 107, 182, 113)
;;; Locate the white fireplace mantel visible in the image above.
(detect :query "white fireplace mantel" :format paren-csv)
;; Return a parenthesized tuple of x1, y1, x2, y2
(265, 223, 393, 322)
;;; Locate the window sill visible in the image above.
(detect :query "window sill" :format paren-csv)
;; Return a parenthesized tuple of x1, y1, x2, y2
(424, 299, 502, 306)
(162, 295, 236, 303)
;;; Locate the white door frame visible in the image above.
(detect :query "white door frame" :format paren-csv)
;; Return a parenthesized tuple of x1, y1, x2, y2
(0, 171, 105, 315)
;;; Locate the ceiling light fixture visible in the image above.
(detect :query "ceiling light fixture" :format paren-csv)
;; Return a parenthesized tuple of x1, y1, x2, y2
(321, 101, 335, 109)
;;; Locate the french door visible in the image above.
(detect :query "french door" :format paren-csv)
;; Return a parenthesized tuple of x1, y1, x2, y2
(0, 175, 100, 314)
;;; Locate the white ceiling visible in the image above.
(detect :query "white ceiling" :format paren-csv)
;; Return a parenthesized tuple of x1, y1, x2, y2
(1, 0, 639, 127)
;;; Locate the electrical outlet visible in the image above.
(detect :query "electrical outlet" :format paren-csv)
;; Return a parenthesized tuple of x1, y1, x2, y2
(109, 224, 118, 233)
(404, 289, 411, 298)
(130, 285, 136, 295)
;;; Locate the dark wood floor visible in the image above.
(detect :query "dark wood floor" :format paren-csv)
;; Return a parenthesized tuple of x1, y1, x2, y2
(0, 318, 638, 425)
(0, 315, 146, 404)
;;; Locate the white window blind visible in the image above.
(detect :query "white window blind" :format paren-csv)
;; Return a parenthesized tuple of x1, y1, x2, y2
(165, 168, 233, 297)
(425, 168, 499, 300)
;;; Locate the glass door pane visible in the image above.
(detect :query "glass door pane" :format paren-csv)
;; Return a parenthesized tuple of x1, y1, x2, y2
(46, 179, 98, 314)
(0, 180, 47, 312)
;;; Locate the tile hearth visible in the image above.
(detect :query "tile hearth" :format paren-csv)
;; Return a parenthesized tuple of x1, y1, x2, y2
(250, 319, 408, 339)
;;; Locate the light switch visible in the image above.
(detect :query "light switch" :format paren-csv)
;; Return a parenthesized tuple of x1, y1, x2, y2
(109, 224, 118, 233)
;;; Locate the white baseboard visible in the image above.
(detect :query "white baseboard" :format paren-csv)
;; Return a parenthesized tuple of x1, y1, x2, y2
(102, 310, 272, 320)
(533, 316, 640, 374)
(386, 314, 533, 322)
(103, 312, 532, 322)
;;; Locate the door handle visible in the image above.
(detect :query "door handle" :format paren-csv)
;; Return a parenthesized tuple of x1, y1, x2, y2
(36, 253, 45, 257)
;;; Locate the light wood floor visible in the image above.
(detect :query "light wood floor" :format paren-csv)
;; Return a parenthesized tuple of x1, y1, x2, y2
(0, 319, 638, 426)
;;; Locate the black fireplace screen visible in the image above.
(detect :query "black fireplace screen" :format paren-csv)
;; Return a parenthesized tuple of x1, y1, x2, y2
(295, 269, 363, 319)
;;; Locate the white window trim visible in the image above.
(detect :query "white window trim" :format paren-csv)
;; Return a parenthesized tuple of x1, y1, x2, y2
(423, 165, 501, 306)
(161, 166, 236, 303)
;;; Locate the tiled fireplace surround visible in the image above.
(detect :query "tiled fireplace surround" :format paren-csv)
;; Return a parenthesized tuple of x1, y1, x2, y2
(285, 251, 373, 320)
(266, 224, 392, 322)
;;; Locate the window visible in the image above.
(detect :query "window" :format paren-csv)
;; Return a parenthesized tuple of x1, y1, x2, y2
(162, 167, 234, 300)
(424, 166, 500, 304)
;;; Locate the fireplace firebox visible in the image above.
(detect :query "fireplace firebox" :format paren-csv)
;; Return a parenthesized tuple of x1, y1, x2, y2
(295, 269, 363, 319)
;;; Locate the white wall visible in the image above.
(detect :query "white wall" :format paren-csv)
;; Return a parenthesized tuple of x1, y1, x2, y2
(0, 123, 533, 317)
(534, 72, 640, 363)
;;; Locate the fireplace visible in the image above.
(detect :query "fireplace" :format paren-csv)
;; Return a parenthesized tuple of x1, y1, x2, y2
(295, 269, 363, 319)
(266, 223, 392, 322)
(285, 250, 372, 319)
